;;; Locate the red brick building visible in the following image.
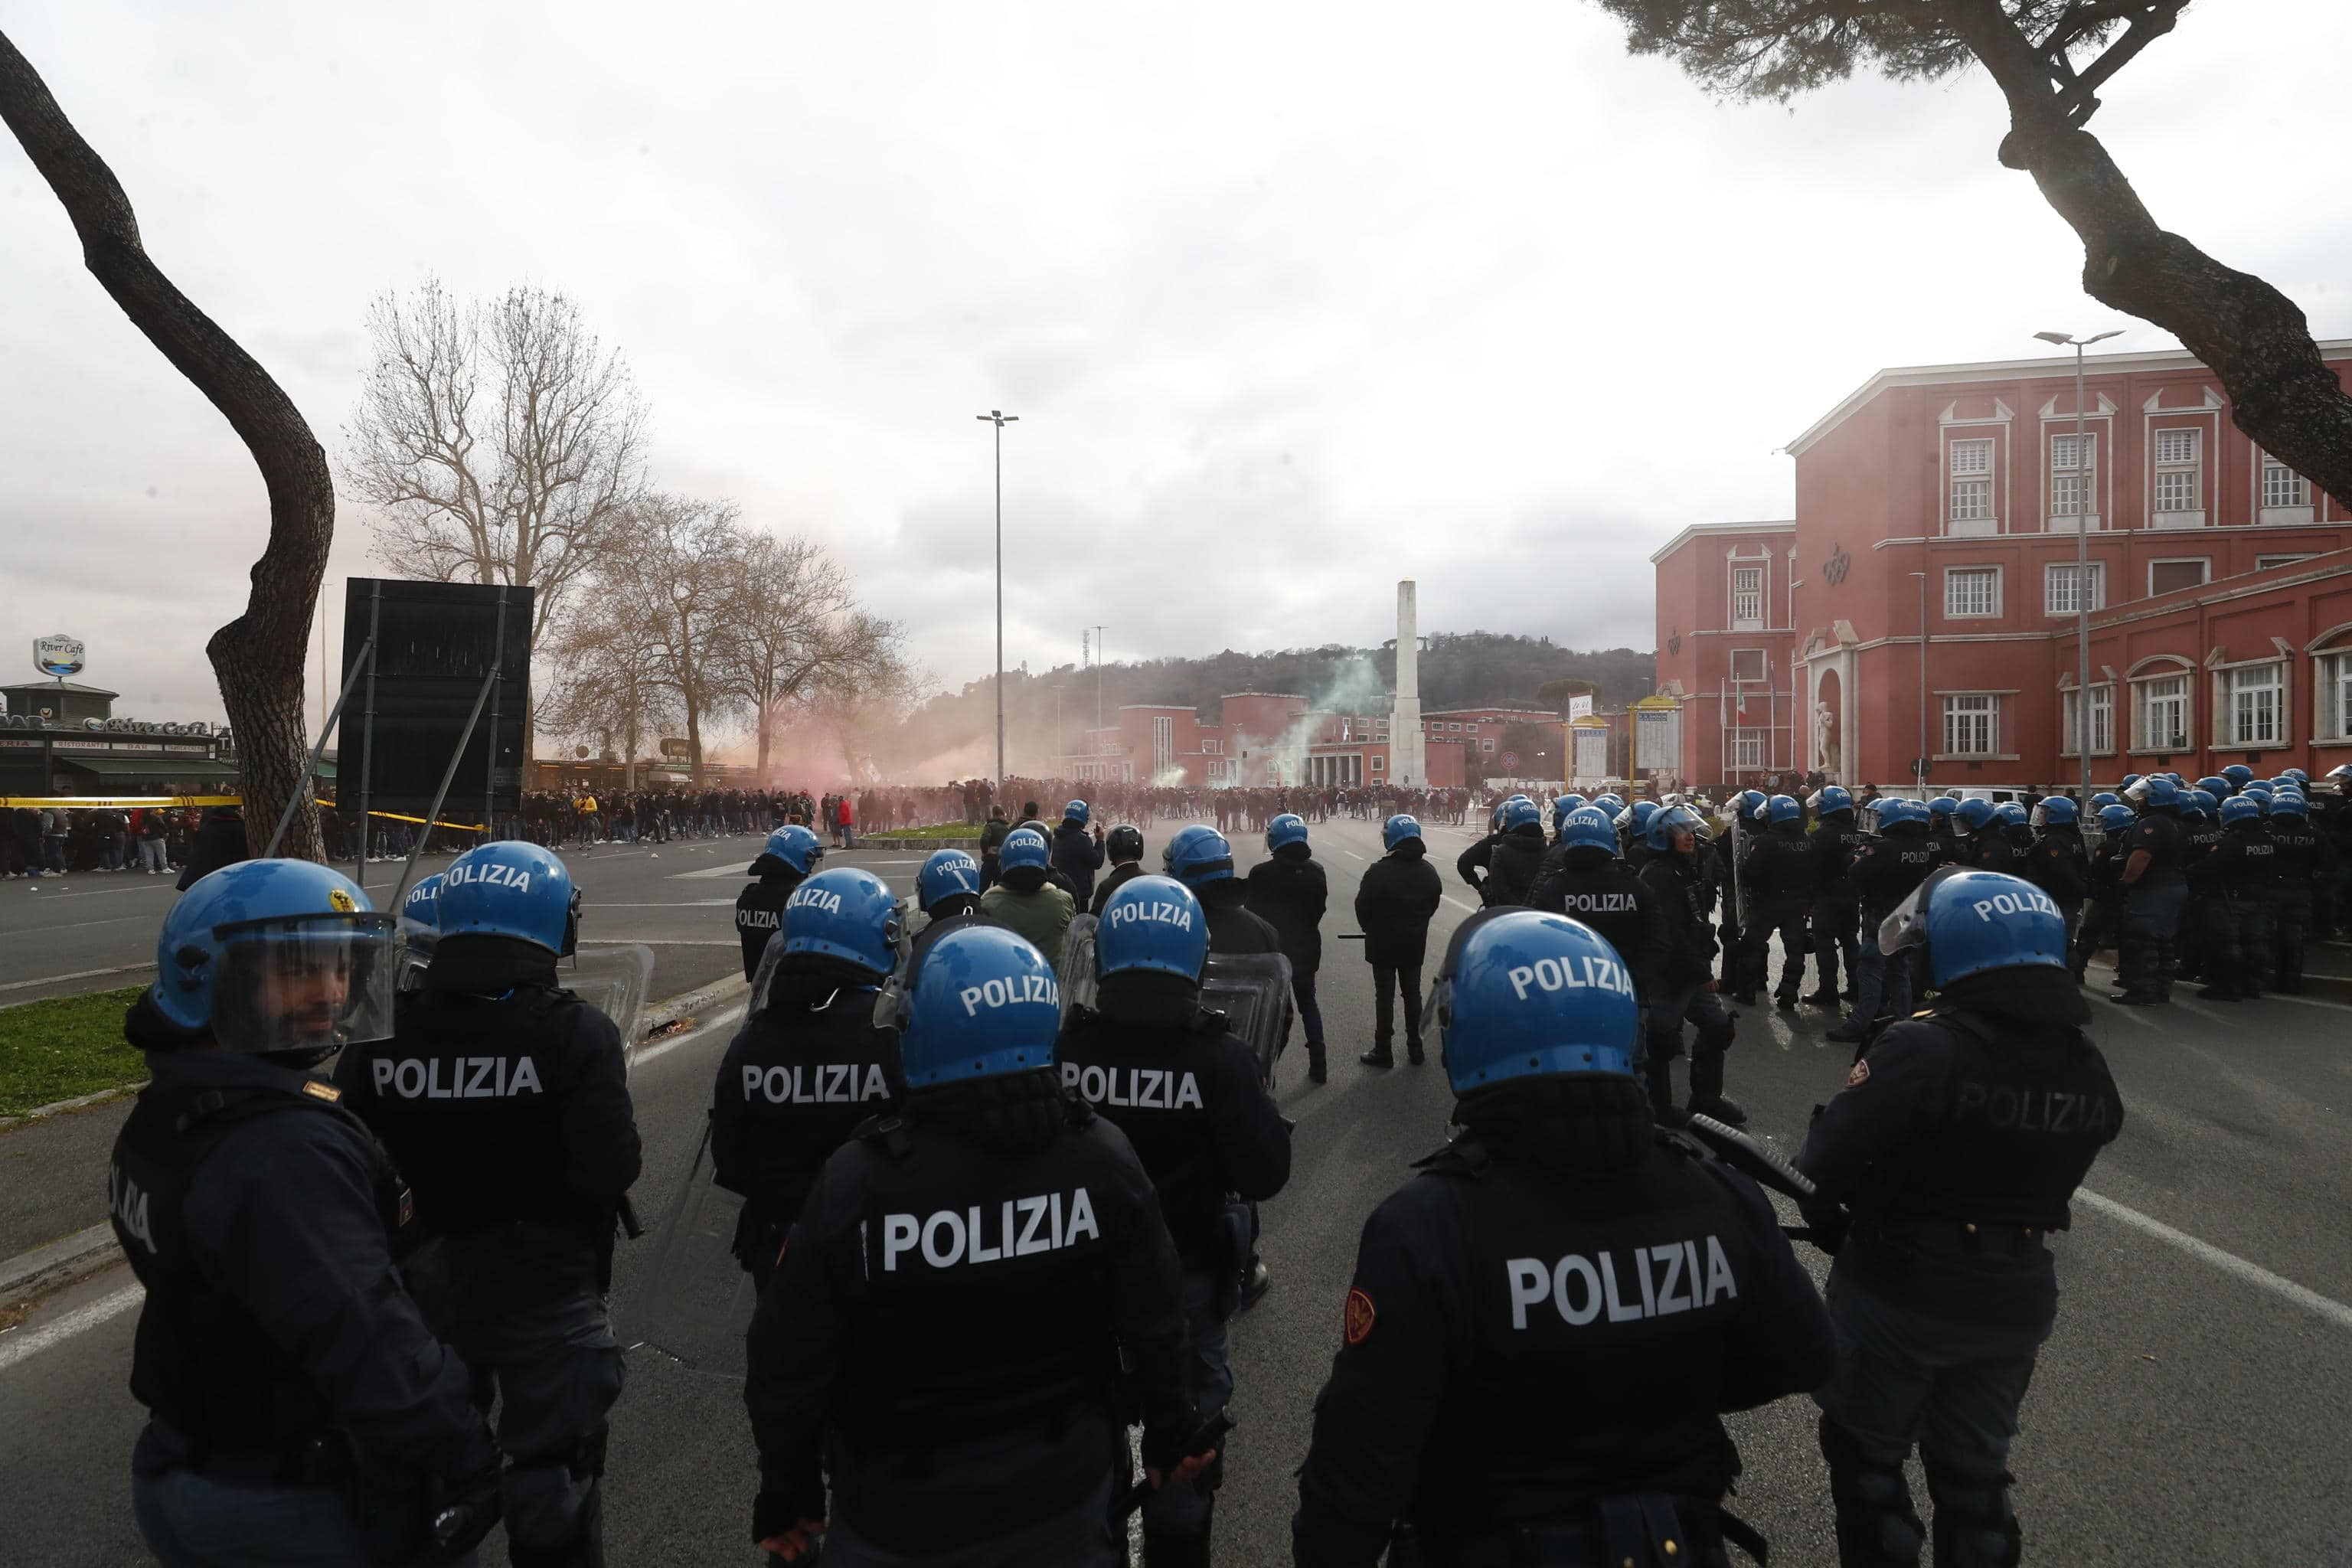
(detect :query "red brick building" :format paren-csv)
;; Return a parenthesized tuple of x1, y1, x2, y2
(1060, 693, 1468, 789)
(1654, 342, 2352, 793)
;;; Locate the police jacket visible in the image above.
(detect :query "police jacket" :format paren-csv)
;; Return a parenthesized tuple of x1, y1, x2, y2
(1197, 877, 1282, 956)
(2086, 831, 2131, 899)
(735, 867, 803, 982)
(1929, 822, 1964, 868)
(1292, 1081, 1834, 1566)
(1478, 828, 1549, 907)
(1970, 830, 2026, 877)
(1638, 851, 1720, 992)
(711, 962, 901, 1268)
(2022, 827, 2090, 906)
(1056, 985, 1292, 1269)
(1851, 827, 1937, 921)
(1246, 842, 1328, 975)
(1526, 846, 1669, 1000)
(1739, 826, 1814, 902)
(1798, 969, 2122, 1325)
(2180, 817, 2226, 892)
(2122, 809, 2188, 885)
(1090, 858, 1145, 916)
(338, 939, 642, 1298)
(1811, 817, 1864, 898)
(2266, 815, 2332, 893)
(743, 1073, 1194, 1554)
(113, 1037, 495, 1488)
(1354, 843, 1444, 968)
(2209, 820, 2279, 897)
(978, 871, 1077, 972)
(1455, 831, 1501, 895)
(1050, 822, 1106, 906)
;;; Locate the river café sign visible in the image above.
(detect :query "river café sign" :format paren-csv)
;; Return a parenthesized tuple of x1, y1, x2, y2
(34, 635, 86, 679)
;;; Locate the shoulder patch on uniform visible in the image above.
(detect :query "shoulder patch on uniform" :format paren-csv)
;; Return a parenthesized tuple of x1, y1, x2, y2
(300, 1080, 341, 1103)
(1845, 1059, 1870, 1088)
(1344, 1287, 1377, 1348)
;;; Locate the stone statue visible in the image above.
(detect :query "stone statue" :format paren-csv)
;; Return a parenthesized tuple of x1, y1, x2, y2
(1814, 701, 1839, 774)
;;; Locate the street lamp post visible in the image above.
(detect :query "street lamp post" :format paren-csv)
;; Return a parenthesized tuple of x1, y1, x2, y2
(976, 410, 1018, 790)
(2035, 329, 2123, 800)
(1911, 570, 1928, 796)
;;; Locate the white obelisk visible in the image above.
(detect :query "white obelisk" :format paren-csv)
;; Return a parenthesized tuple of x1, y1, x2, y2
(1391, 580, 1425, 788)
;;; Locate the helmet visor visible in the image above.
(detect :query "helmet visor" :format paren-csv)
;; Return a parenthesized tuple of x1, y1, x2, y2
(1877, 867, 1957, 958)
(211, 913, 397, 1054)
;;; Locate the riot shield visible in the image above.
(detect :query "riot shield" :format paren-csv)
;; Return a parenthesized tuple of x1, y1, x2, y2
(565, 944, 657, 1067)
(615, 1124, 755, 1381)
(1060, 914, 1099, 1016)
(1200, 950, 1293, 1085)
(1729, 812, 1753, 930)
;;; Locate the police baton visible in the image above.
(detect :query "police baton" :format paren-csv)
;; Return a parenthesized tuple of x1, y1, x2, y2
(617, 1194, 645, 1241)
(1118, 1407, 1234, 1519)
(1681, 1115, 1838, 1251)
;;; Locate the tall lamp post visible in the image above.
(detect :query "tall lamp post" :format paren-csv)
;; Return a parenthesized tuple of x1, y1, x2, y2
(1911, 570, 1929, 796)
(976, 409, 1018, 789)
(2034, 329, 2123, 800)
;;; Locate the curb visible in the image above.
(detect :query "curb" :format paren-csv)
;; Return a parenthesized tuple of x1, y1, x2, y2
(0, 1083, 139, 1130)
(639, 975, 748, 1036)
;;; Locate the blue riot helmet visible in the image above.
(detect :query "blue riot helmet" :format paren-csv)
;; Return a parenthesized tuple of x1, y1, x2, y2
(1733, 789, 1768, 822)
(1879, 867, 2068, 988)
(759, 824, 824, 876)
(1489, 803, 1507, 831)
(1557, 806, 1619, 857)
(1501, 797, 1544, 832)
(1266, 814, 1308, 852)
(2118, 773, 2143, 793)
(2140, 776, 2181, 810)
(1001, 825, 1051, 872)
(2282, 768, 2311, 786)
(781, 866, 906, 974)
(2096, 803, 2137, 832)
(1626, 800, 1659, 835)
(2241, 781, 2275, 802)
(1591, 793, 1625, 818)
(1992, 802, 2030, 831)
(1162, 825, 1235, 884)
(2220, 764, 2255, 789)
(2038, 796, 2079, 827)
(437, 841, 580, 955)
(1432, 910, 1642, 1092)
(1814, 785, 1854, 818)
(916, 848, 983, 915)
(1927, 796, 1959, 821)
(885, 924, 1060, 1087)
(397, 873, 443, 944)
(1646, 802, 1704, 853)
(2218, 796, 2262, 828)
(151, 859, 397, 1057)
(1550, 796, 1578, 834)
(1096, 874, 1210, 982)
(2270, 791, 2308, 818)
(2185, 789, 2218, 819)
(1383, 815, 1424, 851)
(1954, 799, 1996, 832)
(1063, 799, 1090, 828)
(1766, 794, 1802, 827)
(2196, 776, 2232, 799)
(1557, 792, 1588, 812)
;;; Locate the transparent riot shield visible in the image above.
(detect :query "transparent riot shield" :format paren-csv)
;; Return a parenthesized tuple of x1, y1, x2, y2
(616, 1124, 756, 1381)
(1060, 914, 1099, 1016)
(564, 944, 657, 1069)
(1200, 950, 1293, 1085)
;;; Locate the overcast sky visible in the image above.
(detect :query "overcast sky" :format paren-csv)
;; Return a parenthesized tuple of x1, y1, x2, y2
(6, 1, 2350, 730)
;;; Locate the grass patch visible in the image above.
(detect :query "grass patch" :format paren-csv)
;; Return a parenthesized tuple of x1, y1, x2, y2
(0, 985, 150, 1118)
(862, 823, 985, 841)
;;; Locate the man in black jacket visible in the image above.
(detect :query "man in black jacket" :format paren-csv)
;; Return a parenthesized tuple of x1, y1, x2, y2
(1355, 815, 1444, 1069)
(1091, 824, 1148, 915)
(1638, 805, 1743, 1125)
(1464, 797, 1547, 907)
(1805, 786, 1865, 1008)
(1050, 799, 1108, 909)
(1244, 813, 1330, 1082)
(1738, 795, 1815, 1011)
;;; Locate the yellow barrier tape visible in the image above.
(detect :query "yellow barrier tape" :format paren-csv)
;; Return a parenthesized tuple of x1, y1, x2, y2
(0, 795, 485, 832)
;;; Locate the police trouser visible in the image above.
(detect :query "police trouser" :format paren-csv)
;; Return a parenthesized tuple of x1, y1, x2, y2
(1815, 1270, 2049, 1568)
(1139, 1268, 1233, 1547)
(1421, 1498, 1737, 1567)
(1646, 985, 1735, 1111)
(450, 1288, 623, 1566)
(132, 1433, 466, 1567)
(824, 1469, 1119, 1567)
(2118, 879, 2187, 998)
(1293, 967, 1326, 1057)
(2200, 894, 2270, 998)
(2069, 895, 2122, 978)
(2269, 885, 2313, 989)
(1810, 892, 1862, 998)
(1372, 961, 1424, 1047)
(1847, 933, 1913, 1036)
(1741, 897, 1809, 1000)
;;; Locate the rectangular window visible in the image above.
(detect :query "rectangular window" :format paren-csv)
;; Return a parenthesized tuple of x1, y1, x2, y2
(1949, 438, 1994, 529)
(1731, 564, 1765, 629)
(2062, 685, 2113, 756)
(2262, 459, 2311, 511)
(1945, 566, 2000, 618)
(2258, 554, 2316, 570)
(1942, 694, 1998, 756)
(1370, 754, 1383, 773)
(2154, 427, 2199, 466)
(1481, 738, 1495, 752)
(1728, 648, 1765, 683)
(2150, 559, 2209, 596)
(1200, 739, 1220, 754)
(2324, 652, 2352, 742)
(1152, 716, 1173, 770)
(2135, 675, 2190, 751)
(2050, 432, 2097, 522)
(2044, 562, 2105, 615)
(1728, 730, 1765, 769)
(2222, 663, 2284, 746)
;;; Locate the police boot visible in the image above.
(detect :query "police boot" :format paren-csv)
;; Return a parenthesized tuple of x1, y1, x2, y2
(508, 1480, 606, 1568)
(1824, 1014, 1867, 1044)
(1686, 1056, 1746, 1126)
(1307, 1040, 1328, 1084)
(1925, 1462, 2021, 1568)
(1821, 1416, 1925, 1567)
(1406, 1036, 1426, 1066)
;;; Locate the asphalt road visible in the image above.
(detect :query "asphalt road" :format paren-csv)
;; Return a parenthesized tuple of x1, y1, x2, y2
(4, 815, 2350, 1564)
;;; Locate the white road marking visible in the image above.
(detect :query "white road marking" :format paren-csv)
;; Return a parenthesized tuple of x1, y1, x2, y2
(0, 1282, 144, 1374)
(1341, 849, 1364, 861)
(634, 1004, 747, 1069)
(1442, 895, 1480, 914)
(2077, 1189, 2352, 1334)
(0, 964, 152, 994)
(584, 900, 739, 909)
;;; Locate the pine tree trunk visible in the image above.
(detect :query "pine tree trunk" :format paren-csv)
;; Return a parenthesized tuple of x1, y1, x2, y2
(1, 31, 335, 861)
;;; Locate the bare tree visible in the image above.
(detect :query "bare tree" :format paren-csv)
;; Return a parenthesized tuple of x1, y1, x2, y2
(603, 495, 746, 782)
(2, 31, 333, 859)
(538, 590, 680, 791)
(712, 534, 906, 779)
(341, 280, 648, 662)
(1586, 0, 2352, 511)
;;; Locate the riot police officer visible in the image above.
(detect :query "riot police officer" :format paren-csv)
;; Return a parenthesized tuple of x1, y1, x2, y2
(1356, 815, 1444, 1070)
(2110, 776, 2188, 1005)
(2069, 803, 2137, 984)
(1806, 786, 1864, 1008)
(980, 825, 1077, 971)
(710, 867, 904, 1290)
(114, 860, 503, 1566)
(2021, 797, 2089, 956)
(737, 825, 824, 982)
(1057, 876, 1292, 1566)
(1828, 799, 1936, 1045)
(743, 923, 1217, 1565)
(1165, 825, 1282, 956)
(1467, 796, 1547, 907)
(1925, 795, 1963, 867)
(1713, 792, 1764, 994)
(1093, 823, 1149, 915)
(1621, 800, 1659, 874)
(1245, 813, 1331, 1082)
(1802, 868, 2124, 1568)
(2264, 792, 2330, 992)
(914, 847, 985, 931)
(1291, 910, 1834, 1567)
(1638, 805, 1743, 1125)
(1527, 805, 1668, 1006)
(2197, 796, 2276, 1001)
(338, 841, 642, 1568)
(1051, 799, 1109, 908)
(1739, 795, 1813, 1011)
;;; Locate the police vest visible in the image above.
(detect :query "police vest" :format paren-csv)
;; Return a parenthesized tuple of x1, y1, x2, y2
(1545, 864, 1651, 985)
(112, 1080, 403, 1462)
(1854, 1011, 2120, 1230)
(1856, 835, 1936, 918)
(1414, 1137, 1751, 1530)
(718, 1000, 900, 1230)
(1815, 824, 1862, 894)
(2269, 818, 2320, 886)
(1743, 835, 1812, 900)
(358, 987, 601, 1236)
(1484, 835, 1547, 907)
(833, 1114, 1123, 1450)
(1055, 1011, 1227, 1265)
(737, 876, 799, 969)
